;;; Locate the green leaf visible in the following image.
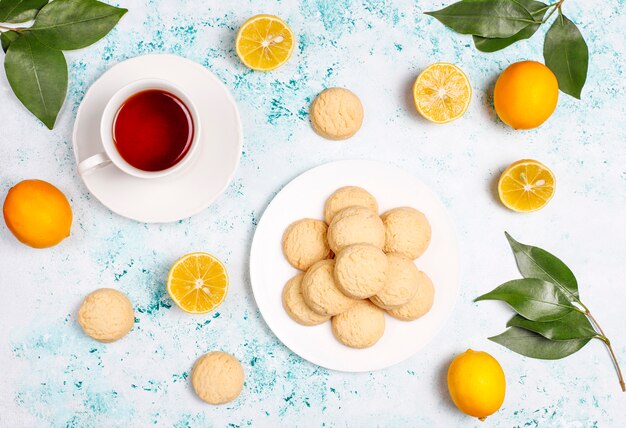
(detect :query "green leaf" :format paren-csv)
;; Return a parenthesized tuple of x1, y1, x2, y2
(425, 0, 537, 39)
(4, 32, 68, 129)
(0, 0, 48, 23)
(473, 0, 548, 53)
(475, 278, 577, 322)
(30, 0, 127, 50)
(505, 232, 579, 301)
(543, 13, 588, 99)
(490, 327, 591, 360)
(507, 312, 598, 341)
(1, 30, 20, 53)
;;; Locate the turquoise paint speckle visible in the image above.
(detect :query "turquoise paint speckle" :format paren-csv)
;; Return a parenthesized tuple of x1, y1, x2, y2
(301, 0, 355, 35)
(170, 25, 198, 46)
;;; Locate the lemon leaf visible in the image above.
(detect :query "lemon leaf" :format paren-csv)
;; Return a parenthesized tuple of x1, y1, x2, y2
(425, 0, 537, 39)
(0, 0, 48, 23)
(543, 12, 588, 99)
(4, 33, 68, 129)
(30, 0, 127, 50)
(475, 278, 577, 322)
(473, 0, 549, 52)
(1, 30, 20, 53)
(507, 312, 598, 341)
(479, 234, 624, 389)
(505, 232, 580, 300)
(490, 327, 591, 360)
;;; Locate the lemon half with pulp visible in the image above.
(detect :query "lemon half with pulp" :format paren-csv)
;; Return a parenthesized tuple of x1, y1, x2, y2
(236, 14, 294, 71)
(167, 252, 229, 314)
(498, 159, 556, 212)
(413, 62, 472, 123)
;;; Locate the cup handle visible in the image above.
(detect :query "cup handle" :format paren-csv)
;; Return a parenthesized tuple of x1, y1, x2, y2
(78, 152, 112, 176)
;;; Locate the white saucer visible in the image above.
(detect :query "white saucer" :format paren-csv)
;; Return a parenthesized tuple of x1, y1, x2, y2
(72, 54, 242, 223)
(250, 160, 460, 372)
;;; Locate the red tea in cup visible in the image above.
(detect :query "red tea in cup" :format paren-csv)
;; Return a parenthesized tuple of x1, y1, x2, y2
(113, 90, 194, 172)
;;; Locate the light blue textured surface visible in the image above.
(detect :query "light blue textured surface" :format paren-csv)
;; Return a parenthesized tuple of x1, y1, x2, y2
(1, 0, 625, 426)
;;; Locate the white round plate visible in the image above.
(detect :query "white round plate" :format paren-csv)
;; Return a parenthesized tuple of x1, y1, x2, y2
(250, 160, 460, 372)
(72, 54, 242, 223)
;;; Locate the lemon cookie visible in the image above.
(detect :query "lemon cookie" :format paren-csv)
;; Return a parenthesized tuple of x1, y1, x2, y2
(334, 244, 388, 299)
(191, 351, 244, 405)
(310, 87, 364, 140)
(301, 260, 358, 316)
(282, 273, 331, 326)
(381, 207, 432, 259)
(323, 186, 378, 224)
(387, 271, 435, 321)
(370, 254, 419, 310)
(282, 219, 331, 271)
(78, 288, 134, 343)
(331, 300, 385, 349)
(327, 206, 385, 254)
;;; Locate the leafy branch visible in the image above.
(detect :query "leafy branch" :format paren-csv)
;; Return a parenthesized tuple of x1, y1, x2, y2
(475, 233, 625, 392)
(426, 0, 589, 99)
(0, 0, 127, 129)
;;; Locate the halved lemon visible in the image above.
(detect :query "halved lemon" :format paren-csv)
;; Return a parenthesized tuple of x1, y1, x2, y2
(498, 160, 556, 213)
(167, 252, 229, 314)
(235, 14, 294, 71)
(413, 62, 472, 123)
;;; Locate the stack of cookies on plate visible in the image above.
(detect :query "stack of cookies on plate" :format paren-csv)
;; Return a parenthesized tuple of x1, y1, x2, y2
(281, 186, 435, 349)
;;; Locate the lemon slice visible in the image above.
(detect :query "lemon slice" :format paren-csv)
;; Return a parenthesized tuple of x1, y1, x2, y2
(413, 62, 472, 123)
(167, 252, 229, 314)
(498, 160, 556, 212)
(235, 14, 294, 71)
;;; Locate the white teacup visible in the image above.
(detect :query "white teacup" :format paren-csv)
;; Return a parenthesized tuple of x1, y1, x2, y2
(78, 78, 201, 178)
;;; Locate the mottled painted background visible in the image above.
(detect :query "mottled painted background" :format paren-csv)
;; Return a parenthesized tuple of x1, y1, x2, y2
(1, 0, 625, 426)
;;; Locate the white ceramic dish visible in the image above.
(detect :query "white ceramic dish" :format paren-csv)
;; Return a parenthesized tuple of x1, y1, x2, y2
(249, 160, 460, 372)
(72, 54, 242, 223)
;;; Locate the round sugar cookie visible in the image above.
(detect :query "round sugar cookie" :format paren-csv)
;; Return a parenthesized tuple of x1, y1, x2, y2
(282, 273, 331, 326)
(331, 300, 385, 349)
(78, 288, 134, 343)
(381, 207, 432, 259)
(327, 206, 385, 254)
(370, 254, 419, 310)
(334, 244, 388, 299)
(301, 260, 358, 316)
(324, 186, 378, 224)
(387, 271, 435, 321)
(282, 219, 331, 271)
(310, 87, 364, 140)
(191, 351, 244, 405)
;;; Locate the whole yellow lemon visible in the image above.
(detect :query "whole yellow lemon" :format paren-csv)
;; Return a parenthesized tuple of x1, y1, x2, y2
(447, 349, 506, 420)
(3, 180, 72, 248)
(494, 60, 558, 130)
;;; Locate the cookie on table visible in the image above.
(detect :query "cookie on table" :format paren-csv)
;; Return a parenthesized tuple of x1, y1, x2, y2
(282, 218, 331, 271)
(301, 260, 358, 316)
(310, 87, 364, 140)
(370, 254, 419, 310)
(327, 206, 385, 254)
(387, 271, 435, 321)
(334, 244, 388, 299)
(324, 186, 378, 224)
(191, 351, 244, 405)
(381, 207, 432, 259)
(78, 288, 134, 343)
(331, 300, 385, 349)
(282, 273, 331, 326)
